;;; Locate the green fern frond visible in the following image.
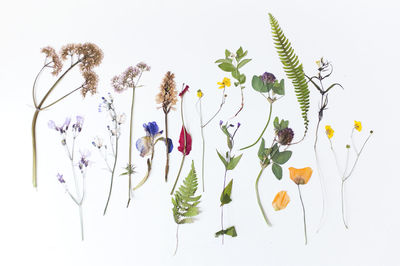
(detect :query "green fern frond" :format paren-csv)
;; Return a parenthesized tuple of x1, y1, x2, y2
(269, 13, 310, 138)
(172, 161, 201, 225)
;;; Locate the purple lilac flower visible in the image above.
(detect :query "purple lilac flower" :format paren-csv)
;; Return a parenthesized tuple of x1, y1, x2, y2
(78, 151, 90, 170)
(73, 116, 84, 132)
(57, 173, 65, 183)
(48, 117, 71, 133)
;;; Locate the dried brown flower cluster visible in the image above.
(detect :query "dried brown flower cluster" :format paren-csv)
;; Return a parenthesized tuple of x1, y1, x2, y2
(111, 63, 150, 93)
(156, 71, 178, 113)
(81, 71, 99, 97)
(60, 42, 103, 72)
(41, 46, 63, 75)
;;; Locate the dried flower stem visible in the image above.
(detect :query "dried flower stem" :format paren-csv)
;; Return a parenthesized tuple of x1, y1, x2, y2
(329, 130, 372, 228)
(255, 166, 272, 227)
(201, 87, 226, 128)
(173, 224, 180, 256)
(133, 148, 155, 190)
(198, 99, 206, 192)
(241, 102, 273, 150)
(297, 184, 307, 245)
(170, 93, 188, 195)
(32, 60, 81, 188)
(164, 113, 170, 182)
(220, 169, 228, 244)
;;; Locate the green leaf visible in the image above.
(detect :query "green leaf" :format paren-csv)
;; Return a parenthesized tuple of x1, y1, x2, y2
(220, 179, 233, 206)
(218, 63, 236, 72)
(273, 117, 280, 130)
(272, 81, 284, 95)
(236, 47, 244, 57)
(215, 58, 233, 64)
(252, 75, 267, 93)
(272, 163, 282, 180)
(225, 49, 231, 58)
(237, 58, 252, 69)
(269, 13, 310, 137)
(227, 154, 243, 170)
(258, 138, 266, 161)
(231, 69, 240, 80)
(279, 119, 289, 130)
(215, 226, 237, 238)
(217, 150, 228, 167)
(239, 74, 246, 84)
(272, 150, 292, 164)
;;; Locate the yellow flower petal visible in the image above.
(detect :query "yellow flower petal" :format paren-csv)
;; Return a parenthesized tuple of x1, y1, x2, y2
(325, 125, 334, 139)
(197, 89, 203, 98)
(354, 121, 362, 132)
(223, 77, 231, 87)
(272, 191, 290, 211)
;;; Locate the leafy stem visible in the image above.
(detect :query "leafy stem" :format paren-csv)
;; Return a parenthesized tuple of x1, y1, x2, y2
(255, 166, 272, 226)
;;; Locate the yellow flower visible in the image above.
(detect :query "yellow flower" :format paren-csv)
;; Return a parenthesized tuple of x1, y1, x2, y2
(354, 120, 362, 132)
(217, 77, 231, 89)
(325, 125, 334, 139)
(289, 167, 313, 185)
(316, 59, 321, 68)
(197, 89, 203, 98)
(272, 191, 290, 211)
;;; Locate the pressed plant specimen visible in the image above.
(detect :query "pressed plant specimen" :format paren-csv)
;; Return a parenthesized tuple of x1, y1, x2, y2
(112, 63, 151, 207)
(255, 117, 294, 227)
(272, 191, 290, 211)
(49, 116, 89, 240)
(305, 58, 343, 231)
(215, 121, 242, 243)
(170, 85, 192, 195)
(31, 43, 103, 188)
(94, 93, 126, 215)
(156, 71, 178, 182)
(241, 72, 285, 150)
(289, 167, 313, 245)
(134, 122, 173, 190)
(196, 78, 230, 191)
(171, 161, 201, 255)
(326, 121, 373, 228)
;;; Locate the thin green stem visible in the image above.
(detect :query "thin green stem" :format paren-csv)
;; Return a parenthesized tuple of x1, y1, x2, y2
(32, 109, 39, 188)
(199, 99, 205, 192)
(164, 112, 170, 182)
(170, 155, 185, 195)
(297, 184, 307, 245)
(133, 149, 155, 190)
(41, 86, 82, 110)
(173, 224, 179, 256)
(255, 167, 272, 227)
(241, 102, 273, 150)
(220, 169, 228, 244)
(103, 134, 119, 215)
(127, 86, 136, 207)
(341, 180, 348, 229)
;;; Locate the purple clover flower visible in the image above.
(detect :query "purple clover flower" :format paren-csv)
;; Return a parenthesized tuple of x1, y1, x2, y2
(261, 72, 276, 84)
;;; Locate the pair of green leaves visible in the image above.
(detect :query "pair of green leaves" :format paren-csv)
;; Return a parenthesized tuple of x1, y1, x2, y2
(258, 139, 292, 180)
(215, 226, 237, 238)
(216, 47, 251, 86)
(274, 117, 289, 132)
(252, 76, 285, 95)
(217, 151, 243, 171)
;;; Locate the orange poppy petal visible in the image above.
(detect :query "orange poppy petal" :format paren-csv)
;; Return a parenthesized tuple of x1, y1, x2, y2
(289, 167, 313, 185)
(272, 191, 290, 211)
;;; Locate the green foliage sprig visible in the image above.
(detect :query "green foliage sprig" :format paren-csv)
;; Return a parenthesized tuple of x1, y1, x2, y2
(215, 47, 251, 119)
(269, 13, 310, 140)
(172, 161, 201, 255)
(255, 118, 293, 226)
(215, 122, 242, 243)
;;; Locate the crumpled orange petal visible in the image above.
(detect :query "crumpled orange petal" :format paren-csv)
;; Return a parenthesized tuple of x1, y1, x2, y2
(289, 167, 313, 185)
(272, 191, 290, 211)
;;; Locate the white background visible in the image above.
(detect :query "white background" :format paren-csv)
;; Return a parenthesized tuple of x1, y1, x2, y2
(1, 0, 399, 265)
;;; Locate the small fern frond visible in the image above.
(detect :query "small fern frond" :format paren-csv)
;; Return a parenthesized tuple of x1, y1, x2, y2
(269, 13, 310, 139)
(172, 161, 201, 225)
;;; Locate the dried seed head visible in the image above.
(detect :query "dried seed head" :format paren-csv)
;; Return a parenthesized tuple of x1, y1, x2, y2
(81, 71, 98, 97)
(112, 66, 142, 93)
(277, 128, 294, 145)
(60, 44, 78, 60)
(156, 71, 178, 113)
(75, 43, 103, 72)
(41, 46, 63, 75)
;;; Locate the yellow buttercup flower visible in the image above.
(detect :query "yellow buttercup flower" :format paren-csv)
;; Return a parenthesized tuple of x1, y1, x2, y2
(197, 89, 203, 98)
(354, 121, 362, 132)
(217, 77, 231, 89)
(289, 167, 313, 185)
(272, 191, 290, 211)
(325, 125, 334, 139)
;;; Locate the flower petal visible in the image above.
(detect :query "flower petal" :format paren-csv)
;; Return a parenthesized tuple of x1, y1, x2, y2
(136, 136, 152, 157)
(177, 126, 192, 155)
